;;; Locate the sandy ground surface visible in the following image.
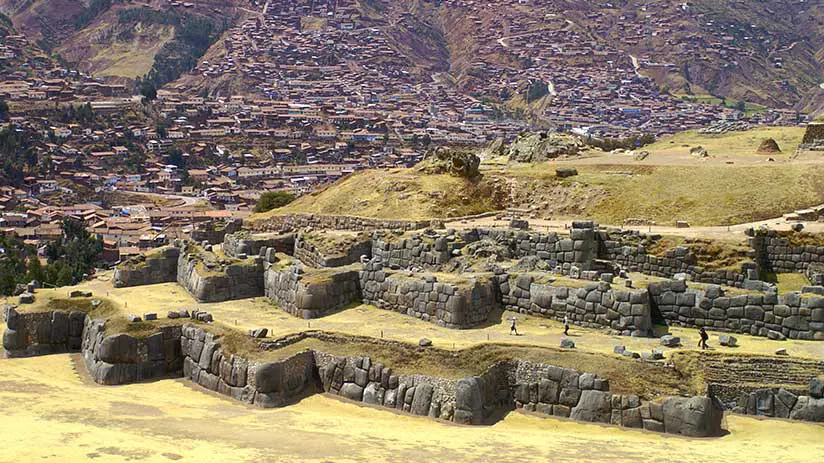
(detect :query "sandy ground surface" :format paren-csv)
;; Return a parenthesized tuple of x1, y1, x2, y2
(0, 354, 823, 463)
(8, 274, 824, 361)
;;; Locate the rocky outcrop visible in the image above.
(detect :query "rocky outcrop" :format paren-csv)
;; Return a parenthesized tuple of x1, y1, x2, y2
(113, 246, 180, 288)
(507, 132, 583, 163)
(81, 319, 183, 385)
(418, 147, 481, 178)
(2, 306, 86, 357)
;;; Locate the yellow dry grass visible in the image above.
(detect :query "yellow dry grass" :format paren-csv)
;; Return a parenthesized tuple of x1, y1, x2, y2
(253, 168, 505, 221)
(0, 354, 823, 462)
(643, 126, 806, 159)
(539, 163, 824, 226)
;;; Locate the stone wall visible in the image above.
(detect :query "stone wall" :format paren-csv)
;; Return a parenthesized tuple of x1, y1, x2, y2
(805, 263, 824, 286)
(177, 247, 265, 303)
(249, 213, 431, 233)
(478, 223, 598, 270)
(223, 232, 295, 258)
(81, 319, 183, 385)
(1, 319, 726, 435)
(802, 122, 824, 144)
(750, 230, 824, 274)
(510, 359, 723, 436)
(501, 276, 653, 336)
(601, 229, 751, 287)
(113, 246, 181, 288)
(180, 325, 318, 407)
(264, 264, 361, 319)
(190, 219, 242, 245)
(359, 259, 499, 329)
(294, 234, 372, 268)
(370, 224, 598, 272)
(649, 281, 824, 340)
(2, 306, 86, 357)
(370, 231, 460, 269)
(735, 379, 824, 423)
(315, 352, 460, 421)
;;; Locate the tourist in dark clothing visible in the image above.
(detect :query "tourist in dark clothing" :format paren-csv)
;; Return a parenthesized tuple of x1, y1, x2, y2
(563, 315, 570, 336)
(698, 327, 709, 350)
(510, 317, 519, 336)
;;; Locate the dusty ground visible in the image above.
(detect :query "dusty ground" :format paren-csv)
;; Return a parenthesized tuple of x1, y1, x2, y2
(0, 354, 822, 463)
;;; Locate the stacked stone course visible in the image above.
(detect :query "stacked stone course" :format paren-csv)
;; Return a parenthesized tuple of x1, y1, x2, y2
(113, 246, 180, 288)
(264, 264, 361, 319)
(2, 306, 86, 357)
(649, 281, 824, 340)
(501, 276, 653, 336)
(359, 259, 499, 329)
(293, 234, 372, 268)
(81, 319, 183, 385)
(177, 247, 265, 303)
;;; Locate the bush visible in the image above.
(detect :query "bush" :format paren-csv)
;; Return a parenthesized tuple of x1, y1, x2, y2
(254, 191, 295, 213)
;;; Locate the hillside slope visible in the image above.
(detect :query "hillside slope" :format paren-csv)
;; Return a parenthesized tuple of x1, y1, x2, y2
(0, 0, 249, 82)
(259, 127, 824, 226)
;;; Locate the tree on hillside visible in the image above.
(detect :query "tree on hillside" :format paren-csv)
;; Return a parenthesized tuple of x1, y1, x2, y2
(254, 191, 296, 213)
(524, 79, 549, 103)
(0, 98, 8, 121)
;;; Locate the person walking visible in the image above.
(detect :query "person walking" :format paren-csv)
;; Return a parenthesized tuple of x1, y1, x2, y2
(563, 315, 570, 336)
(698, 327, 709, 350)
(510, 317, 519, 336)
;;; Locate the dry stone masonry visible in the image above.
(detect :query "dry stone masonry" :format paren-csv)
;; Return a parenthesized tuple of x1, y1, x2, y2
(649, 281, 824, 341)
(113, 246, 180, 288)
(264, 263, 361, 319)
(177, 243, 265, 303)
(502, 276, 653, 336)
(734, 377, 824, 422)
(2, 306, 86, 357)
(81, 319, 183, 385)
(360, 259, 499, 329)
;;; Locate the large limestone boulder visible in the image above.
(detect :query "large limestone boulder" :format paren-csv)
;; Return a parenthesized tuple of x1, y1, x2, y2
(418, 148, 481, 178)
(789, 396, 824, 422)
(454, 377, 483, 425)
(97, 334, 139, 364)
(569, 390, 611, 423)
(661, 396, 723, 437)
(507, 132, 582, 163)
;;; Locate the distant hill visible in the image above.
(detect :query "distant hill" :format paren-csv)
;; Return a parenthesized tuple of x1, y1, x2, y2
(0, 0, 250, 82)
(1, 0, 821, 115)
